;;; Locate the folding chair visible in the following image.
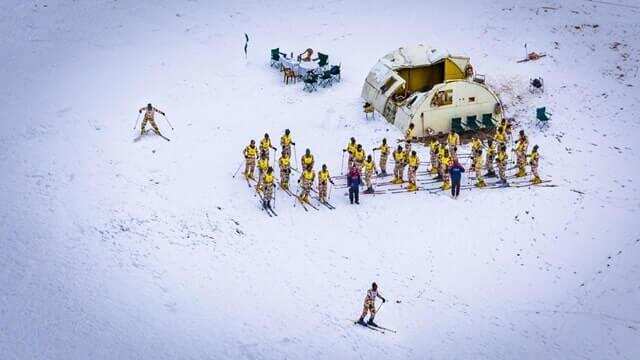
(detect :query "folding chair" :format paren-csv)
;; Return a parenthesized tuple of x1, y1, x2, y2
(317, 53, 329, 67)
(481, 113, 496, 129)
(319, 70, 333, 87)
(536, 107, 551, 127)
(466, 115, 480, 131)
(270, 48, 282, 68)
(451, 117, 466, 134)
(303, 74, 318, 92)
(329, 64, 341, 82)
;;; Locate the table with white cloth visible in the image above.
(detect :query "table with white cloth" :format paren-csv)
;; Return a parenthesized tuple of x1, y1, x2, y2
(280, 58, 320, 77)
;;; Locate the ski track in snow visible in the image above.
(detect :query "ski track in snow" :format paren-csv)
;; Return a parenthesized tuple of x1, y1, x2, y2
(1, 0, 640, 359)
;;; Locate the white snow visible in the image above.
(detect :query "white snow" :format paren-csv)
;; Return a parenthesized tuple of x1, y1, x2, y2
(1, 0, 639, 359)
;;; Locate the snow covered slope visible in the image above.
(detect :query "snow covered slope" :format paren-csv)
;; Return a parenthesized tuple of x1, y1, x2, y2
(1, 0, 639, 359)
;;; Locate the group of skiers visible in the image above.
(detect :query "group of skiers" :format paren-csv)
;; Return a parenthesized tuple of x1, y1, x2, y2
(242, 129, 335, 209)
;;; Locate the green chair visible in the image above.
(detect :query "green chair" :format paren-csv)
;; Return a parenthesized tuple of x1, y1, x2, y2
(536, 107, 551, 127)
(481, 113, 496, 129)
(451, 117, 466, 134)
(466, 115, 480, 130)
(270, 48, 281, 68)
(317, 53, 329, 67)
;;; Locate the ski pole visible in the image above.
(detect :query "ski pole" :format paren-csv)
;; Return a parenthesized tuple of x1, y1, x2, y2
(328, 183, 333, 200)
(273, 184, 277, 210)
(340, 151, 345, 175)
(232, 160, 244, 178)
(133, 112, 141, 130)
(163, 114, 174, 131)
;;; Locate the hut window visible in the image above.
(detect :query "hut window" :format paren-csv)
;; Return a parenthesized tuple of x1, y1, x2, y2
(432, 90, 453, 107)
(380, 77, 397, 94)
(469, 97, 476, 102)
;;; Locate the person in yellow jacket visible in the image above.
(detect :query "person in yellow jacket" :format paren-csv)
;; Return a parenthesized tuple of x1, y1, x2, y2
(494, 125, 507, 146)
(278, 152, 292, 190)
(298, 165, 315, 202)
(485, 138, 497, 177)
(317, 164, 335, 203)
(138, 103, 166, 137)
(469, 137, 483, 166)
(243, 140, 258, 179)
(514, 130, 529, 177)
(473, 148, 486, 187)
(447, 130, 460, 157)
(301, 148, 315, 171)
(262, 167, 276, 209)
(436, 144, 446, 180)
(260, 133, 277, 160)
(403, 122, 416, 158)
(280, 129, 296, 157)
(343, 137, 357, 169)
(373, 138, 390, 176)
(407, 150, 420, 191)
(429, 139, 440, 174)
(528, 145, 541, 184)
(496, 144, 509, 184)
(256, 153, 269, 191)
(353, 144, 366, 172)
(392, 145, 406, 184)
(440, 149, 453, 190)
(362, 155, 379, 194)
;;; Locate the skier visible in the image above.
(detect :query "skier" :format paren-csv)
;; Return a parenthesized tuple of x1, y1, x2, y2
(353, 144, 366, 172)
(494, 125, 507, 146)
(392, 145, 406, 184)
(278, 152, 292, 190)
(440, 148, 453, 190)
(528, 145, 541, 184)
(243, 139, 258, 179)
(429, 139, 439, 174)
(447, 130, 460, 156)
(449, 160, 465, 199)
(362, 155, 378, 194)
(473, 148, 486, 187)
(403, 122, 416, 158)
(347, 165, 361, 205)
(280, 129, 296, 157)
(317, 164, 335, 203)
(407, 150, 420, 191)
(260, 133, 277, 160)
(262, 167, 276, 209)
(373, 138, 390, 176)
(469, 137, 483, 166)
(435, 142, 446, 179)
(256, 153, 269, 191)
(301, 148, 315, 171)
(485, 138, 497, 177)
(496, 144, 509, 184)
(343, 137, 357, 170)
(357, 282, 386, 326)
(514, 130, 529, 177)
(138, 103, 166, 137)
(298, 165, 315, 203)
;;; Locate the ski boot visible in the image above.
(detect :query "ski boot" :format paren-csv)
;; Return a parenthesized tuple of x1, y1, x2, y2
(476, 179, 486, 188)
(367, 318, 378, 327)
(363, 187, 374, 194)
(531, 176, 542, 184)
(391, 177, 403, 185)
(515, 168, 526, 178)
(441, 181, 451, 190)
(407, 183, 417, 192)
(357, 318, 366, 326)
(485, 171, 496, 178)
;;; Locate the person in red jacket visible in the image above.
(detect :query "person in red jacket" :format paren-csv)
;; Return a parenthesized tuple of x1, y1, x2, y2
(347, 165, 362, 205)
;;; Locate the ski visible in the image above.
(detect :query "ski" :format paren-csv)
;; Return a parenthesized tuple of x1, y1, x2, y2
(354, 321, 385, 334)
(312, 196, 335, 209)
(369, 324, 397, 333)
(303, 198, 320, 210)
(294, 195, 309, 212)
